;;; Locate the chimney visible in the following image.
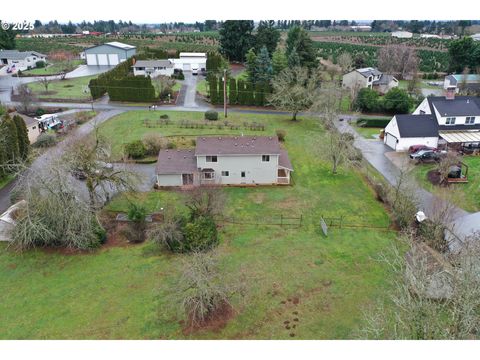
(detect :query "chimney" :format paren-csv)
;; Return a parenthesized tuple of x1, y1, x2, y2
(446, 86, 456, 100)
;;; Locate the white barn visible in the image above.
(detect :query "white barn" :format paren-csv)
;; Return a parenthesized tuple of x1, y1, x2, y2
(84, 42, 136, 66)
(156, 136, 293, 187)
(169, 52, 207, 72)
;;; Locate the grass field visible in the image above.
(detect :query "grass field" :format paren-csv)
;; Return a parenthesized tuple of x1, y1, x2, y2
(411, 155, 480, 212)
(27, 75, 96, 100)
(354, 125, 383, 139)
(22, 60, 84, 76)
(0, 174, 14, 191)
(0, 111, 398, 339)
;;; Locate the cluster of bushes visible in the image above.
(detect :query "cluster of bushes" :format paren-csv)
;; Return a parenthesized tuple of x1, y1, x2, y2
(89, 57, 155, 102)
(124, 133, 175, 159)
(35, 60, 46, 68)
(33, 133, 57, 148)
(209, 77, 271, 106)
(355, 88, 414, 114)
(204, 110, 218, 121)
(422, 72, 441, 80)
(171, 69, 185, 80)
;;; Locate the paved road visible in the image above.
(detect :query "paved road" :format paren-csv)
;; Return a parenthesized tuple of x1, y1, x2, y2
(334, 118, 470, 221)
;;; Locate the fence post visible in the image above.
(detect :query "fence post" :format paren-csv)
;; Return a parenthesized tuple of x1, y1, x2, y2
(280, 214, 283, 227)
(299, 214, 302, 227)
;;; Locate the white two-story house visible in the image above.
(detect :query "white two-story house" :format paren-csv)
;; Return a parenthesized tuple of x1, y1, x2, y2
(155, 136, 293, 187)
(384, 88, 480, 151)
(132, 60, 175, 78)
(342, 67, 398, 95)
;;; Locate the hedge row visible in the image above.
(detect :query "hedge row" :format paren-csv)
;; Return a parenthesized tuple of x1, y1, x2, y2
(356, 118, 391, 127)
(209, 77, 271, 106)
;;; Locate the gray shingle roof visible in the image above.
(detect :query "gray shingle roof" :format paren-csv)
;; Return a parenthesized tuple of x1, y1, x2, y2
(373, 74, 397, 85)
(432, 99, 480, 117)
(195, 136, 281, 156)
(132, 60, 173, 68)
(279, 149, 293, 170)
(156, 149, 197, 175)
(356, 67, 382, 78)
(395, 114, 438, 138)
(0, 50, 46, 60)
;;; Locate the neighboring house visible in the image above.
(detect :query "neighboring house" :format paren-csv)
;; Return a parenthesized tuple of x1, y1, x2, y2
(0, 50, 46, 72)
(155, 136, 293, 187)
(132, 60, 174, 77)
(444, 74, 480, 94)
(391, 31, 413, 38)
(84, 42, 136, 66)
(342, 67, 398, 94)
(169, 52, 207, 72)
(12, 112, 41, 144)
(384, 90, 480, 151)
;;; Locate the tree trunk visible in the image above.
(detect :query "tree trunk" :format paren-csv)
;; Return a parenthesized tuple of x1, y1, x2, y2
(291, 111, 298, 121)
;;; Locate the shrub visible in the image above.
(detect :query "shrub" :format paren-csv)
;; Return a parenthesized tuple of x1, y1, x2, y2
(166, 141, 177, 149)
(33, 133, 57, 148)
(122, 202, 147, 243)
(35, 108, 45, 117)
(276, 129, 286, 142)
(356, 118, 391, 128)
(160, 114, 169, 119)
(35, 61, 46, 68)
(205, 110, 219, 121)
(142, 133, 163, 155)
(124, 140, 146, 159)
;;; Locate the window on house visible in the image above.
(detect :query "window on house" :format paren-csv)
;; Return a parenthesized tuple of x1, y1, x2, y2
(241, 171, 246, 178)
(420, 110, 425, 114)
(203, 172, 215, 179)
(466, 116, 476, 124)
(262, 155, 270, 162)
(206, 156, 218, 162)
(221, 171, 229, 176)
(446, 117, 456, 125)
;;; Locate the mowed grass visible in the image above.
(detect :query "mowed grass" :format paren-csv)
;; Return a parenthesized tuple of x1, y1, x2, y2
(27, 75, 96, 100)
(22, 60, 84, 76)
(353, 125, 383, 139)
(0, 111, 398, 339)
(411, 155, 480, 212)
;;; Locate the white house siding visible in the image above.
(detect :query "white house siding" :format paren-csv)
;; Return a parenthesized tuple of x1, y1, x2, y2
(383, 116, 438, 151)
(26, 123, 40, 144)
(342, 71, 368, 90)
(133, 68, 174, 78)
(413, 98, 432, 115)
(170, 57, 207, 71)
(156, 174, 183, 186)
(196, 154, 279, 185)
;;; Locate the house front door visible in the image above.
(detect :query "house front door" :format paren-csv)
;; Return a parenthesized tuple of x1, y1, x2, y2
(182, 173, 193, 185)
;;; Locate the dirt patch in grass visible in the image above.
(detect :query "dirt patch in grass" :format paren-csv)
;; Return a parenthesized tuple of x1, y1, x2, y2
(182, 301, 236, 335)
(427, 169, 447, 186)
(275, 196, 301, 210)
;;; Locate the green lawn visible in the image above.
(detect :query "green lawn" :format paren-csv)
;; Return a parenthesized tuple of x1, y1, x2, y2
(27, 75, 96, 100)
(23, 60, 84, 76)
(411, 156, 480, 212)
(196, 78, 208, 96)
(353, 125, 383, 139)
(0, 111, 398, 339)
(0, 174, 15, 191)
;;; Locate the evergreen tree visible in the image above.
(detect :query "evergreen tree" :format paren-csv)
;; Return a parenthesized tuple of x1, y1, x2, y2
(255, 82, 265, 106)
(217, 77, 224, 105)
(0, 25, 16, 50)
(245, 48, 257, 84)
(0, 114, 20, 165)
(12, 115, 30, 160)
(237, 79, 245, 105)
(286, 26, 318, 69)
(245, 82, 255, 105)
(272, 49, 288, 75)
(219, 20, 255, 62)
(209, 77, 218, 104)
(255, 20, 280, 55)
(229, 78, 237, 105)
(287, 48, 301, 68)
(255, 46, 273, 85)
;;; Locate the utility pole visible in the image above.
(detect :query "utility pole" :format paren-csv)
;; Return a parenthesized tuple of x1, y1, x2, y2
(223, 68, 227, 118)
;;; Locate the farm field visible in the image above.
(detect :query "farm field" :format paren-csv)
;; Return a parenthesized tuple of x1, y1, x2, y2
(22, 60, 85, 76)
(27, 75, 96, 100)
(0, 111, 398, 339)
(411, 155, 480, 213)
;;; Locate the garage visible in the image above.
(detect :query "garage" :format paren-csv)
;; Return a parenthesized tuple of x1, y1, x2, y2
(84, 42, 136, 66)
(108, 54, 119, 66)
(183, 63, 191, 71)
(86, 54, 97, 66)
(385, 133, 398, 150)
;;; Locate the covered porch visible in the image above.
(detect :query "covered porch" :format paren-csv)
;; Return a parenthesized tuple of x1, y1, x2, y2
(439, 131, 480, 154)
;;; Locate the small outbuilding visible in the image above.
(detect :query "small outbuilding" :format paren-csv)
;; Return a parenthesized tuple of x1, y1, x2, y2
(170, 52, 207, 72)
(84, 42, 136, 66)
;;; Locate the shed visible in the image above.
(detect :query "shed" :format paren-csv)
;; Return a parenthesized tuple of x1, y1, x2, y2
(84, 42, 136, 66)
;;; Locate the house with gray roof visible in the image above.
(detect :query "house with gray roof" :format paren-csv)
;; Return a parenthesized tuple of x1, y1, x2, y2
(0, 49, 46, 72)
(132, 60, 174, 78)
(155, 136, 293, 187)
(444, 74, 480, 94)
(384, 89, 480, 151)
(342, 67, 398, 94)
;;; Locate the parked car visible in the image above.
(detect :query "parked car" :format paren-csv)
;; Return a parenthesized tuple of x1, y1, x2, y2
(410, 149, 446, 163)
(408, 144, 436, 154)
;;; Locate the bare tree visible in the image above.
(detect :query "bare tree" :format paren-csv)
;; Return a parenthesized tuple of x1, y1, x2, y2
(337, 52, 353, 74)
(63, 126, 139, 209)
(437, 151, 462, 184)
(15, 84, 34, 114)
(148, 216, 184, 251)
(38, 76, 52, 94)
(268, 66, 320, 121)
(377, 45, 419, 80)
(152, 75, 176, 100)
(388, 165, 418, 230)
(184, 185, 226, 219)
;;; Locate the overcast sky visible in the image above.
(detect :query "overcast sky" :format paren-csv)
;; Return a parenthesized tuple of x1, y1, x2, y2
(1, 0, 478, 24)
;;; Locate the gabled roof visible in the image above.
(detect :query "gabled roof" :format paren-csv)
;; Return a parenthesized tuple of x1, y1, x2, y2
(11, 112, 37, 127)
(156, 149, 197, 175)
(195, 136, 281, 156)
(279, 149, 293, 171)
(373, 74, 397, 85)
(179, 52, 206, 58)
(395, 114, 438, 138)
(132, 60, 173, 68)
(85, 41, 135, 51)
(426, 96, 480, 117)
(0, 49, 46, 60)
(356, 67, 382, 78)
(432, 98, 480, 117)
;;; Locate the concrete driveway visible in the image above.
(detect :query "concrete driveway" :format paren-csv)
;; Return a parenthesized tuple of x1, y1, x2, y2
(65, 65, 113, 79)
